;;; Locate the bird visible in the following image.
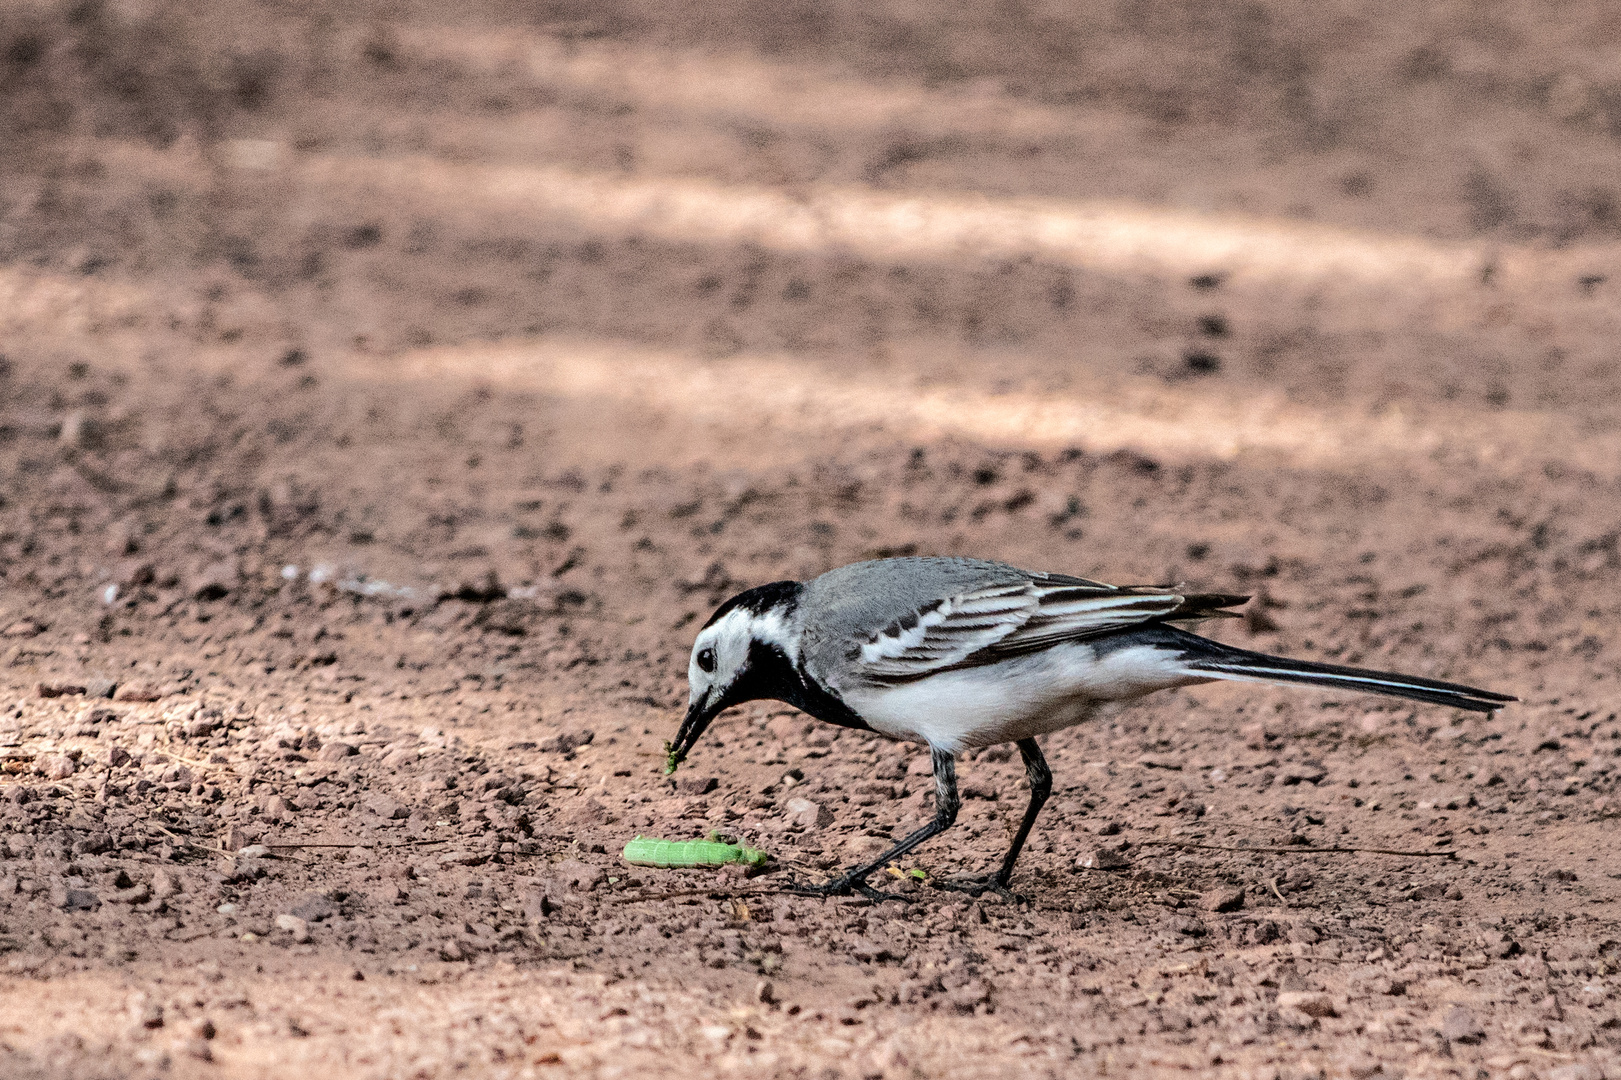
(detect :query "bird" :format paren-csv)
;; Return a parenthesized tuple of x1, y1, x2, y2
(666, 556, 1514, 901)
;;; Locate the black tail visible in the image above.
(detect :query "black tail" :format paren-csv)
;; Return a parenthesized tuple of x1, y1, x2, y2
(1167, 628, 1515, 713)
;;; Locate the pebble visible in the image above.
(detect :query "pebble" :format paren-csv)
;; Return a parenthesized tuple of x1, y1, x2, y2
(36, 753, 76, 781)
(785, 797, 832, 829)
(1277, 991, 1337, 1018)
(1077, 847, 1130, 871)
(191, 558, 239, 601)
(551, 859, 605, 892)
(78, 706, 120, 726)
(275, 914, 312, 943)
(317, 741, 357, 762)
(60, 888, 100, 912)
(676, 775, 718, 796)
(113, 682, 163, 702)
(289, 894, 338, 922)
(151, 869, 182, 900)
(364, 793, 409, 820)
(183, 715, 219, 738)
(1201, 885, 1245, 912)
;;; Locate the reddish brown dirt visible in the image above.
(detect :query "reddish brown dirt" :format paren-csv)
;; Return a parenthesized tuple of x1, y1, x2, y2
(1, 2, 1619, 1078)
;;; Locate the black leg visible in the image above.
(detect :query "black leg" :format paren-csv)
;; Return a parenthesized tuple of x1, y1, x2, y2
(995, 738, 1053, 887)
(934, 737, 1052, 899)
(788, 747, 959, 902)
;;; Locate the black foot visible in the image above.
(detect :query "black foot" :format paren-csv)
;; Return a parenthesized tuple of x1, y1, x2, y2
(783, 876, 910, 903)
(930, 875, 1021, 902)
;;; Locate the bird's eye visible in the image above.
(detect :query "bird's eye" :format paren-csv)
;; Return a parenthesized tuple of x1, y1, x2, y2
(697, 647, 716, 673)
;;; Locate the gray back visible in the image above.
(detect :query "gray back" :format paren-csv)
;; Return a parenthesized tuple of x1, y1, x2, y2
(798, 557, 1030, 683)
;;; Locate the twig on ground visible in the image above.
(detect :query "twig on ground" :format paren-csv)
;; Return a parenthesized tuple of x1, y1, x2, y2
(1269, 876, 1289, 908)
(1139, 839, 1457, 859)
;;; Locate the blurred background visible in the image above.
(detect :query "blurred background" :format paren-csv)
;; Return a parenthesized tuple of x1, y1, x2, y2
(4, 0, 1620, 594)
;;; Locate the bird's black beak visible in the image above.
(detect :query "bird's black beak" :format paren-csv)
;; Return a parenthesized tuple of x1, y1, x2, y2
(666, 691, 720, 774)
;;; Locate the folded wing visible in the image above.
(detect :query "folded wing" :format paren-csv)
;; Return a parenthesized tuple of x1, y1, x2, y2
(855, 573, 1248, 683)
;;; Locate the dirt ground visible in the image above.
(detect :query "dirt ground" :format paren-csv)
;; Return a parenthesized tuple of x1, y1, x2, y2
(1, 1, 1620, 1077)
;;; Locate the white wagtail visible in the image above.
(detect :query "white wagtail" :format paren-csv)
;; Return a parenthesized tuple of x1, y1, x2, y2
(666, 556, 1513, 900)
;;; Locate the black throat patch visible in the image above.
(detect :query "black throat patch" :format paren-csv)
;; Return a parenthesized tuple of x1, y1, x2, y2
(723, 639, 870, 733)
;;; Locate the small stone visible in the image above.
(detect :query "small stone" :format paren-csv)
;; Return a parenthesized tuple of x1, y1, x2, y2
(567, 798, 608, 826)
(521, 890, 555, 922)
(221, 825, 259, 852)
(1202, 885, 1245, 913)
(275, 914, 312, 943)
(36, 681, 86, 699)
(83, 678, 118, 699)
(151, 869, 181, 900)
(35, 753, 75, 781)
(364, 793, 409, 820)
(262, 794, 290, 820)
(191, 559, 238, 601)
(1441, 1005, 1485, 1044)
(755, 979, 777, 1005)
(106, 746, 131, 768)
(288, 893, 339, 922)
(183, 716, 218, 738)
(78, 706, 120, 726)
(316, 741, 357, 762)
(1, 619, 43, 638)
(113, 682, 163, 702)
(1240, 721, 1269, 749)
(784, 797, 833, 829)
(538, 730, 594, 755)
(1077, 847, 1130, 871)
(551, 859, 605, 892)
(1278, 991, 1337, 1018)
(60, 888, 100, 911)
(677, 775, 718, 796)
(139, 1003, 165, 1029)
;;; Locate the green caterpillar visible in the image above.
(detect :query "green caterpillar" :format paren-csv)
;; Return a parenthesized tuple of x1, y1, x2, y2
(622, 835, 768, 868)
(662, 740, 683, 775)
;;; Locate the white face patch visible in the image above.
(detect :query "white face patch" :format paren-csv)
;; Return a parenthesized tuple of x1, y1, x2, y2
(687, 605, 797, 708)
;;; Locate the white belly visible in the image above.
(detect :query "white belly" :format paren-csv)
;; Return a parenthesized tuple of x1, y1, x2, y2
(838, 642, 1196, 752)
